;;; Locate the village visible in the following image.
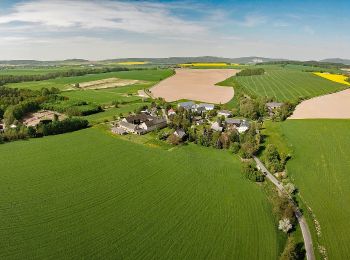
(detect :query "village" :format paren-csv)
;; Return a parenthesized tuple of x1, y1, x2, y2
(110, 100, 285, 150)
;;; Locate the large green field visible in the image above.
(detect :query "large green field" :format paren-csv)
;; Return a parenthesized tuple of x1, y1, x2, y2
(281, 120, 350, 259)
(0, 128, 281, 259)
(234, 67, 348, 102)
(7, 69, 173, 91)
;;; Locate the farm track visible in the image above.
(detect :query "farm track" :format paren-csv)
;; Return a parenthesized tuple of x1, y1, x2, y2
(253, 156, 315, 260)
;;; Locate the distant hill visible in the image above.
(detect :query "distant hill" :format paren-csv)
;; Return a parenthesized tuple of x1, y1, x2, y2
(103, 56, 287, 65)
(320, 58, 350, 65)
(1, 57, 349, 66)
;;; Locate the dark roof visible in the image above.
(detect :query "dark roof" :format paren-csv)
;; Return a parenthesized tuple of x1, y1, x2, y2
(143, 117, 166, 127)
(178, 101, 195, 109)
(225, 118, 241, 125)
(218, 110, 232, 114)
(196, 106, 206, 113)
(124, 114, 153, 123)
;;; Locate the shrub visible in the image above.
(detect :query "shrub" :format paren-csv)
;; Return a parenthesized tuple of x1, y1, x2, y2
(241, 160, 264, 182)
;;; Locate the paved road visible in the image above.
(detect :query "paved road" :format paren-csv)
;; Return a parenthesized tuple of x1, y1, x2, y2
(253, 156, 315, 260)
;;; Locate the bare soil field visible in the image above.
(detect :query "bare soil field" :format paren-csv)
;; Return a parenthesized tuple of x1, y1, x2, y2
(150, 69, 238, 103)
(73, 78, 144, 90)
(23, 110, 66, 126)
(289, 89, 350, 119)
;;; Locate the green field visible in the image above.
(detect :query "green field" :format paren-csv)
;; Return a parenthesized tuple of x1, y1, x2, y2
(234, 67, 348, 102)
(7, 69, 174, 91)
(0, 128, 282, 259)
(281, 120, 350, 259)
(63, 83, 149, 105)
(0, 67, 80, 75)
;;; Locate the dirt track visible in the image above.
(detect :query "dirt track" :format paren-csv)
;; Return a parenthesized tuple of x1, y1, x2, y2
(150, 69, 238, 104)
(289, 89, 350, 119)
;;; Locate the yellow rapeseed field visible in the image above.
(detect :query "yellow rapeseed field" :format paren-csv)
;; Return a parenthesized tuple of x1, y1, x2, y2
(117, 61, 148, 65)
(314, 72, 350, 86)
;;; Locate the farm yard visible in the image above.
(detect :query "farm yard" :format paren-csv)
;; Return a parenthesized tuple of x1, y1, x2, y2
(0, 128, 281, 259)
(150, 69, 238, 103)
(290, 89, 350, 119)
(234, 67, 348, 102)
(281, 120, 350, 260)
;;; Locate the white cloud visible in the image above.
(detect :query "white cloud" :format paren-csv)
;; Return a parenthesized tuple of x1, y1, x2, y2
(303, 25, 315, 35)
(237, 14, 267, 27)
(273, 21, 289, 27)
(0, 0, 206, 35)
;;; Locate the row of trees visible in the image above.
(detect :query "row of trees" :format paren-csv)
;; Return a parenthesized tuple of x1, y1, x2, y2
(0, 118, 89, 144)
(42, 99, 103, 117)
(236, 68, 265, 76)
(36, 118, 89, 136)
(0, 67, 130, 85)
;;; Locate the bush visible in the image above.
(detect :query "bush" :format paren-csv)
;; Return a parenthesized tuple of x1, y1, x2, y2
(263, 144, 285, 173)
(241, 160, 265, 182)
(280, 237, 305, 260)
(167, 134, 181, 145)
(231, 142, 240, 154)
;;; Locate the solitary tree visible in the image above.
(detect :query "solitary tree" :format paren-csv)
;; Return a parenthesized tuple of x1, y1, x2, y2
(279, 218, 292, 233)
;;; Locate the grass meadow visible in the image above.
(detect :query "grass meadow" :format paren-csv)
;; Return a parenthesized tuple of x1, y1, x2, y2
(0, 128, 282, 259)
(281, 120, 350, 259)
(63, 83, 150, 105)
(7, 69, 174, 91)
(234, 67, 348, 102)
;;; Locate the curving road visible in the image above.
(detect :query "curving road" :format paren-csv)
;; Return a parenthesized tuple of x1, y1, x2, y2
(253, 156, 315, 260)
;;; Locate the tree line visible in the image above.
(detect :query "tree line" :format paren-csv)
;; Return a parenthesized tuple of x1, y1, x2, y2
(0, 117, 89, 144)
(0, 66, 132, 85)
(236, 68, 265, 76)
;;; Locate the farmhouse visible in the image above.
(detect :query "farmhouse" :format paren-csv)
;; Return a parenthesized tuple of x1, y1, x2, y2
(111, 126, 127, 135)
(266, 102, 284, 114)
(117, 114, 167, 135)
(225, 118, 250, 133)
(178, 101, 195, 110)
(237, 120, 250, 133)
(168, 108, 176, 116)
(174, 129, 186, 139)
(211, 121, 223, 132)
(119, 121, 138, 133)
(195, 103, 215, 111)
(218, 110, 232, 117)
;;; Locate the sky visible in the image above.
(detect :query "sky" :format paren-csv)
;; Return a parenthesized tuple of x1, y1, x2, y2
(0, 0, 349, 60)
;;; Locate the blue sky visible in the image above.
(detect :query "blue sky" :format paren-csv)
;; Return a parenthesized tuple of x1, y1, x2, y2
(0, 0, 349, 60)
